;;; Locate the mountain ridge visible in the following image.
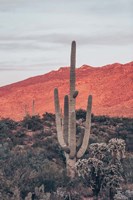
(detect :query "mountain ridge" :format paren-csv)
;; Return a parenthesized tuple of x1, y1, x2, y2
(0, 61, 133, 120)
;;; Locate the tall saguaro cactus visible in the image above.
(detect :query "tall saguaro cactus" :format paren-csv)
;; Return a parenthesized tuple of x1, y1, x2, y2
(54, 41, 92, 177)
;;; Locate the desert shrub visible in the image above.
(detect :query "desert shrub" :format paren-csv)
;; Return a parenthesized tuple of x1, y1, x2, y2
(44, 129, 53, 137)
(32, 131, 52, 145)
(15, 130, 26, 138)
(42, 112, 55, 122)
(0, 146, 66, 199)
(109, 117, 123, 125)
(32, 140, 49, 150)
(89, 134, 99, 144)
(115, 127, 128, 140)
(93, 115, 109, 123)
(32, 136, 65, 162)
(52, 186, 82, 200)
(24, 185, 51, 200)
(46, 138, 65, 161)
(114, 190, 128, 200)
(44, 121, 52, 127)
(126, 124, 133, 132)
(24, 159, 65, 193)
(10, 137, 24, 147)
(122, 156, 133, 183)
(0, 118, 17, 139)
(0, 142, 11, 160)
(32, 130, 46, 140)
(0, 118, 17, 130)
(0, 122, 10, 138)
(1, 129, 27, 147)
(22, 114, 43, 131)
(76, 109, 86, 120)
(122, 118, 133, 132)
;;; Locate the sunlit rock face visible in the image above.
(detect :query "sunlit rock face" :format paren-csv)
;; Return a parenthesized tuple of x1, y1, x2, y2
(0, 61, 133, 120)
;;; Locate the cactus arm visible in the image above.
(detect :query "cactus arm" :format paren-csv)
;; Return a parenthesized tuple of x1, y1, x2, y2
(63, 95, 69, 145)
(77, 95, 92, 158)
(69, 111, 76, 159)
(69, 41, 76, 158)
(73, 90, 78, 98)
(54, 88, 69, 153)
(76, 131, 84, 149)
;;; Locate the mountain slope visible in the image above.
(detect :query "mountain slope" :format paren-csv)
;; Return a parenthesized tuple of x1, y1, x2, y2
(0, 61, 133, 120)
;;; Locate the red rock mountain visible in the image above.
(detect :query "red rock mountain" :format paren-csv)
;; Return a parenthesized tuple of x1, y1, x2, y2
(0, 62, 133, 120)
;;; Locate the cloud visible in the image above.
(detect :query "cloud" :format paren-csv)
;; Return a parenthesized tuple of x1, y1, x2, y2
(0, 0, 133, 17)
(0, 0, 132, 84)
(0, 40, 57, 51)
(83, 0, 133, 14)
(0, 31, 132, 48)
(0, 61, 61, 71)
(45, 33, 133, 46)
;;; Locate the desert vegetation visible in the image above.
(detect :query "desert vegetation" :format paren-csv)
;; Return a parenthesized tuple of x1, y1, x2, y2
(0, 112, 133, 200)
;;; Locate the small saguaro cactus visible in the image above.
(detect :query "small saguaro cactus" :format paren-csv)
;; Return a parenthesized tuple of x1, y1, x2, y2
(54, 41, 92, 177)
(32, 99, 35, 116)
(24, 104, 28, 117)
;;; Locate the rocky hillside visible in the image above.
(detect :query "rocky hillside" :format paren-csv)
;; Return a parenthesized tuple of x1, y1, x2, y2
(0, 61, 133, 120)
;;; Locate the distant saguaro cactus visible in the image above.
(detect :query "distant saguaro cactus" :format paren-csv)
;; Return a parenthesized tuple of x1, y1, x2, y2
(54, 41, 92, 177)
(24, 104, 28, 117)
(32, 99, 35, 116)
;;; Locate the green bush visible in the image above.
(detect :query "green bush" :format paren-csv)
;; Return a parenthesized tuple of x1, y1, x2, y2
(0, 118, 17, 130)
(76, 109, 86, 120)
(0, 147, 66, 199)
(0, 118, 17, 139)
(122, 156, 133, 183)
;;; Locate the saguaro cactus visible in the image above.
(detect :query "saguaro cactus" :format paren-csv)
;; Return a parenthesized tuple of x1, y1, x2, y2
(54, 41, 92, 177)
(32, 99, 35, 116)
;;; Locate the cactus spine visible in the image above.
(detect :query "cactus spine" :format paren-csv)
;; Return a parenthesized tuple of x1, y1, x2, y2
(54, 41, 92, 177)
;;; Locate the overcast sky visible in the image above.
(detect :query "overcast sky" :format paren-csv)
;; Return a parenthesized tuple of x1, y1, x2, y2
(0, 0, 133, 86)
